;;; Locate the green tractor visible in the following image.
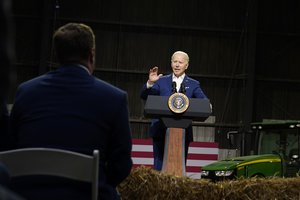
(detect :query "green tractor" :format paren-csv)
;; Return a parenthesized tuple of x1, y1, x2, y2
(201, 120, 300, 181)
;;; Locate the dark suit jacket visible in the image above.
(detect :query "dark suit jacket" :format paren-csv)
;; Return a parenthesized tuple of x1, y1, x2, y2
(140, 74, 208, 142)
(10, 65, 132, 200)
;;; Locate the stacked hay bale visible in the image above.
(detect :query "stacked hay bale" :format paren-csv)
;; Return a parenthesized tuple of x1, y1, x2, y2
(118, 166, 300, 200)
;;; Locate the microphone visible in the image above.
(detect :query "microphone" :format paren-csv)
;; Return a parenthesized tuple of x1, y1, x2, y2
(171, 81, 177, 94)
(180, 83, 186, 94)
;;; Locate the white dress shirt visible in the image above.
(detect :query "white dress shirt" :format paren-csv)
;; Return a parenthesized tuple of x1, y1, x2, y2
(172, 73, 185, 92)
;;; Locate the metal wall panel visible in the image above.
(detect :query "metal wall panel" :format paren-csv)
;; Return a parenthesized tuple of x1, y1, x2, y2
(9, 0, 300, 149)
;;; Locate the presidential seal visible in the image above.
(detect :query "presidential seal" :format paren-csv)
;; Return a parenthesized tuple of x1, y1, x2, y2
(168, 93, 189, 114)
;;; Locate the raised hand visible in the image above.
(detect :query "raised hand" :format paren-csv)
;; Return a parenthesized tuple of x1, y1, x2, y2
(147, 66, 163, 85)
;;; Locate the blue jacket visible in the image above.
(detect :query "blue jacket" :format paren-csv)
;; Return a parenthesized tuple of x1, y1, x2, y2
(10, 65, 132, 200)
(140, 74, 208, 141)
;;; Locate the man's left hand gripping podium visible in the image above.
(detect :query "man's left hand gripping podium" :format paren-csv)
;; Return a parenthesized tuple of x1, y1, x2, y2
(144, 94, 212, 176)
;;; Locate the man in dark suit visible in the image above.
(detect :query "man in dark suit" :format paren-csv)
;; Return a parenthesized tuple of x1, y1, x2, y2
(10, 23, 132, 200)
(141, 51, 209, 171)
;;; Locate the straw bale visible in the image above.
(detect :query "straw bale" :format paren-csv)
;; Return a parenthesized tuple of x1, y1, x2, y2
(118, 166, 300, 200)
(118, 166, 221, 200)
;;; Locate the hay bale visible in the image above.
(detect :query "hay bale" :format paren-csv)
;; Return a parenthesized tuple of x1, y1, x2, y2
(118, 166, 221, 200)
(219, 177, 300, 200)
(118, 166, 300, 200)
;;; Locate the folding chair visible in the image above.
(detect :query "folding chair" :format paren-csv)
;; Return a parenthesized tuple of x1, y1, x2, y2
(0, 148, 99, 200)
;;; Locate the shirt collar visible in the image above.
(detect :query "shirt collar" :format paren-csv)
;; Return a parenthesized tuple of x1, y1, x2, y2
(172, 73, 185, 81)
(75, 64, 91, 75)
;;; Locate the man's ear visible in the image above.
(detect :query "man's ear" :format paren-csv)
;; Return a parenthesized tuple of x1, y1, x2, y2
(90, 48, 95, 63)
(185, 63, 189, 70)
(87, 48, 95, 73)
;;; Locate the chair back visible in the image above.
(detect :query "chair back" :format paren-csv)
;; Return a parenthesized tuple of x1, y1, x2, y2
(0, 148, 99, 200)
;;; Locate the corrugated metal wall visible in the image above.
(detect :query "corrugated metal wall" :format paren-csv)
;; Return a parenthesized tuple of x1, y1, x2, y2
(10, 0, 300, 150)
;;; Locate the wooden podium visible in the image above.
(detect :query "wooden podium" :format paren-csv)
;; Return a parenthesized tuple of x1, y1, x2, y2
(144, 95, 212, 176)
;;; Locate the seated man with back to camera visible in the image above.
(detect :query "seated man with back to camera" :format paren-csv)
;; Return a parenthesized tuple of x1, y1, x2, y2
(9, 23, 132, 200)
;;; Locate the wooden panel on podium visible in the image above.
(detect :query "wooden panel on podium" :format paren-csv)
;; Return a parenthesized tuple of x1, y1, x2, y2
(162, 128, 186, 176)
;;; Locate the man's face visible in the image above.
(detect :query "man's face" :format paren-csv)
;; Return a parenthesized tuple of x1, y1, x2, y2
(171, 53, 188, 77)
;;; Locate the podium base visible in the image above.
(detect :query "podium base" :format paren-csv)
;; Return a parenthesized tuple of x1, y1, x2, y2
(161, 128, 186, 176)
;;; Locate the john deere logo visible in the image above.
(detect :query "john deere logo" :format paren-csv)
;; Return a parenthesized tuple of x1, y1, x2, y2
(168, 93, 189, 114)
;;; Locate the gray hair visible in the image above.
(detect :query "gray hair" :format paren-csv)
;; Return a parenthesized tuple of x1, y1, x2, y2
(171, 51, 189, 63)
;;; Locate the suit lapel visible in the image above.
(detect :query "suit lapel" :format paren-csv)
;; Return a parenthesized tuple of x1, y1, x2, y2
(182, 76, 192, 96)
(167, 74, 173, 85)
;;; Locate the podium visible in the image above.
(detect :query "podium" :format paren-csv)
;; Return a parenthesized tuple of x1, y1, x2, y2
(144, 95, 212, 176)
